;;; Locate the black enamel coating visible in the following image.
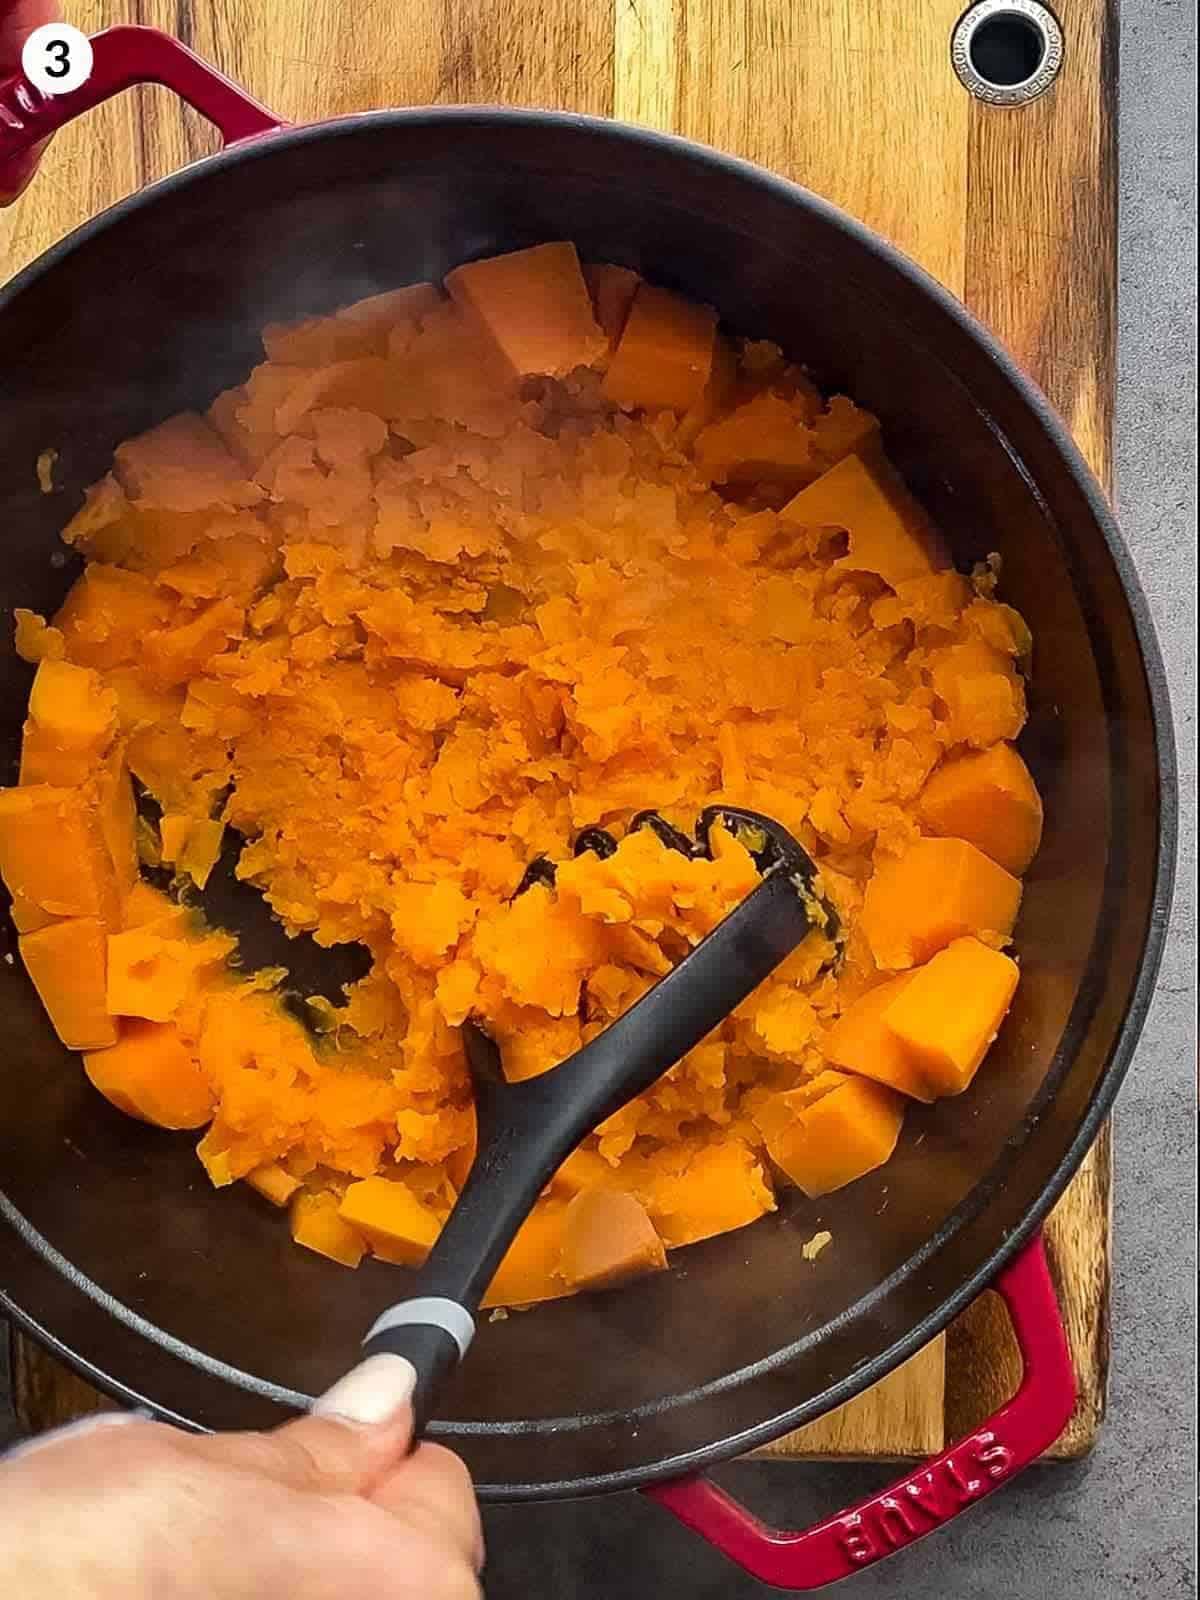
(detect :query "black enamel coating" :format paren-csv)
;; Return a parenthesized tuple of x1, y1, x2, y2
(0, 110, 1176, 1500)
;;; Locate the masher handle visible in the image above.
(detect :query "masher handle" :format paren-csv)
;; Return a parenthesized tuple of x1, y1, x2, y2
(351, 863, 819, 1439)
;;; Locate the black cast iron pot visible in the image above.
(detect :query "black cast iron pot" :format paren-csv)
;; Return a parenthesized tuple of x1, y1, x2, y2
(0, 26, 1176, 1589)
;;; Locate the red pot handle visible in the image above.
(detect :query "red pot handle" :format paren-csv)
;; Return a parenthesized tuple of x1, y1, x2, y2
(644, 1232, 1075, 1589)
(0, 23, 283, 194)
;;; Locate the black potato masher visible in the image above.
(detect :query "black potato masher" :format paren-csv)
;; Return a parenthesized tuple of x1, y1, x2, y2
(344, 805, 838, 1437)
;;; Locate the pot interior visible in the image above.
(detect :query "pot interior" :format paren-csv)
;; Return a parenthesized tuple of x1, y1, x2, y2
(0, 114, 1166, 1496)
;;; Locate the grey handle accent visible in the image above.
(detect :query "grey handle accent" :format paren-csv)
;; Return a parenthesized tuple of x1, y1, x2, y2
(364, 1296, 476, 1360)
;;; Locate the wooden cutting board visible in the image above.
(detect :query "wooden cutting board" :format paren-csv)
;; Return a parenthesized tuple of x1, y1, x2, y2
(1, 0, 1115, 1460)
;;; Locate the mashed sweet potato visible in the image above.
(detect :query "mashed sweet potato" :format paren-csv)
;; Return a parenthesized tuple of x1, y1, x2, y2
(3, 243, 1040, 1302)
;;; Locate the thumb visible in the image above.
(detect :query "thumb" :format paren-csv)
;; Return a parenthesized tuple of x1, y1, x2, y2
(189, 1355, 418, 1497)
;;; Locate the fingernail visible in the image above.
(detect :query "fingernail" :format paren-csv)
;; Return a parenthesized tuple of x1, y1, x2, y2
(312, 1354, 417, 1425)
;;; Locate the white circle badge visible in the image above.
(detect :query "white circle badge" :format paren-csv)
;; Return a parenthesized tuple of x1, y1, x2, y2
(21, 23, 94, 97)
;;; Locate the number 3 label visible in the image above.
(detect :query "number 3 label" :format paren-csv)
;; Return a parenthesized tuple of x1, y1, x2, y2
(22, 22, 94, 96)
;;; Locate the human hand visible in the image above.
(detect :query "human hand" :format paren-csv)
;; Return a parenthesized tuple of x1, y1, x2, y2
(1, 0, 61, 202)
(0, 1355, 484, 1598)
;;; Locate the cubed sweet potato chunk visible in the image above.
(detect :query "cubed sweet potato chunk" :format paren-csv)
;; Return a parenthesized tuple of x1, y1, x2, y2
(551, 1143, 621, 1197)
(919, 742, 1043, 874)
(157, 814, 225, 890)
(54, 565, 175, 673)
(754, 1074, 904, 1197)
(881, 936, 1019, 1096)
(114, 413, 263, 513)
(860, 837, 1022, 970)
(0, 784, 119, 923)
(676, 335, 737, 447)
(18, 718, 93, 787)
(83, 1018, 213, 1129)
(693, 391, 818, 486)
(122, 880, 192, 937)
(780, 452, 945, 589)
(95, 744, 139, 900)
(19, 916, 116, 1050)
(824, 973, 933, 1101)
(928, 640, 1025, 748)
(482, 1201, 572, 1308)
(8, 891, 59, 934)
(158, 814, 191, 863)
(602, 284, 718, 414)
(561, 1187, 668, 1290)
(643, 1140, 775, 1249)
(27, 658, 117, 757)
(339, 1176, 441, 1266)
(180, 819, 225, 890)
(292, 1191, 366, 1268)
(582, 262, 641, 349)
(245, 1162, 303, 1207)
(446, 242, 606, 380)
(106, 925, 232, 1022)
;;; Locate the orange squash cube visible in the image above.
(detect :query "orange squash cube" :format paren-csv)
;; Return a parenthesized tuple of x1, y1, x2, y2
(114, 412, 263, 514)
(881, 936, 1019, 1096)
(339, 1176, 441, 1266)
(582, 262, 641, 349)
(919, 742, 1043, 874)
(754, 1074, 904, 1198)
(929, 640, 1025, 748)
(824, 973, 933, 1101)
(676, 334, 738, 447)
(860, 836, 1022, 970)
(482, 1201, 572, 1308)
(561, 1187, 668, 1291)
(292, 1191, 366, 1269)
(602, 284, 718, 414)
(122, 880, 192, 937)
(693, 391, 816, 486)
(95, 744, 139, 900)
(643, 1140, 775, 1249)
(27, 658, 117, 757)
(245, 1161, 303, 1207)
(83, 1018, 212, 1129)
(780, 451, 945, 589)
(19, 916, 116, 1050)
(53, 564, 173, 672)
(0, 784, 119, 924)
(550, 1143, 622, 1197)
(8, 891, 59, 934)
(105, 928, 196, 1022)
(446, 242, 606, 379)
(106, 925, 232, 1023)
(18, 718, 93, 788)
(158, 813, 191, 863)
(179, 819, 225, 890)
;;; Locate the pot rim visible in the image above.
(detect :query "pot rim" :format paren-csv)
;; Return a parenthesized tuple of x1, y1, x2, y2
(0, 106, 1179, 1498)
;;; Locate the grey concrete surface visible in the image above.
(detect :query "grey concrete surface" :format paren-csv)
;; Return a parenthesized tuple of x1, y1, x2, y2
(1, 1, 1195, 1594)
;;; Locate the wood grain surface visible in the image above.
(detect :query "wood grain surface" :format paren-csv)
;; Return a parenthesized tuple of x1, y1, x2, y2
(1, 0, 1117, 1461)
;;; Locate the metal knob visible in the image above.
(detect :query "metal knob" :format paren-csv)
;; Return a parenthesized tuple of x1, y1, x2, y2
(951, 0, 1065, 106)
